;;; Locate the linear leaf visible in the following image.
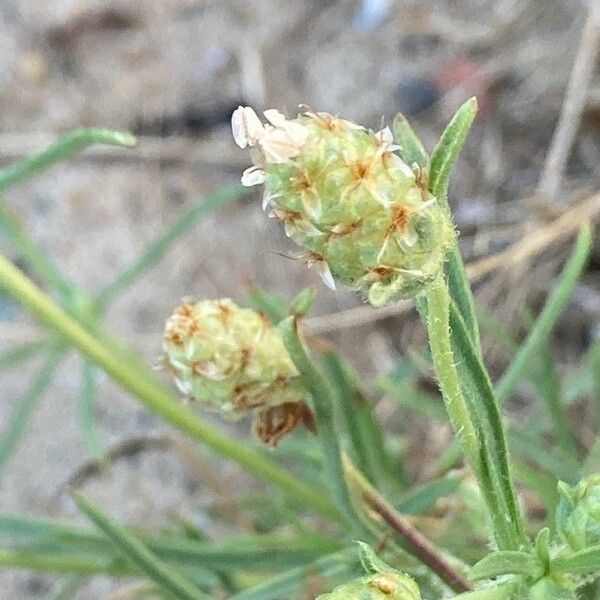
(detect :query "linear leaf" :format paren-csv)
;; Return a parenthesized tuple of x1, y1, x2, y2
(469, 551, 542, 580)
(79, 362, 104, 460)
(97, 183, 244, 305)
(551, 546, 600, 574)
(72, 492, 209, 600)
(0, 129, 136, 193)
(0, 347, 64, 478)
(496, 225, 592, 404)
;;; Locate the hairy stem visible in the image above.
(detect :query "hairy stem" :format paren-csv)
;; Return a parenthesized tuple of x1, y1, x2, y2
(343, 456, 471, 593)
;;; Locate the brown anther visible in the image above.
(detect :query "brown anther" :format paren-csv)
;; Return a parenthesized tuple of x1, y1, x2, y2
(191, 360, 208, 375)
(352, 159, 372, 181)
(290, 169, 315, 193)
(164, 329, 184, 346)
(239, 347, 251, 370)
(372, 266, 395, 278)
(371, 574, 397, 594)
(392, 206, 409, 229)
(217, 301, 232, 322)
(176, 303, 196, 318)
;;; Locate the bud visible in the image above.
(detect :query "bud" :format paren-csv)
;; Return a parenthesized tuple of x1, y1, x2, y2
(231, 106, 454, 306)
(163, 298, 314, 446)
(556, 476, 600, 551)
(316, 572, 421, 600)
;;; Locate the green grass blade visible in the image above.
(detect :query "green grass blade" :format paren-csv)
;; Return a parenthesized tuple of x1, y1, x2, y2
(0, 255, 341, 523)
(278, 316, 360, 533)
(0, 347, 64, 479)
(79, 362, 104, 460)
(230, 550, 358, 600)
(0, 203, 75, 299)
(496, 225, 592, 404)
(534, 342, 577, 460)
(0, 548, 129, 576)
(321, 351, 381, 485)
(72, 491, 210, 600)
(395, 474, 462, 515)
(97, 183, 245, 305)
(0, 129, 136, 193)
(0, 339, 49, 372)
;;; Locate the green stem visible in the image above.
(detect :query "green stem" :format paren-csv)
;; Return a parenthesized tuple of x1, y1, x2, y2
(0, 129, 136, 193)
(424, 281, 480, 469)
(343, 456, 471, 593)
(425, 279, 526, 550)
(0, 254, 341, 523)
(278, 316, 361, 533)
(79, 362, 104, 460)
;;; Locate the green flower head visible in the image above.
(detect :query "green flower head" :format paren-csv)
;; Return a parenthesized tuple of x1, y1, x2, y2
(162, 298, 314, 446)
(232, 106, 453, 306)
(316, 572, 421, 600)
(556, 475, 600, 551)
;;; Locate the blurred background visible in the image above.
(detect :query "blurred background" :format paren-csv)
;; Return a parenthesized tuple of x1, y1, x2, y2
(1, 1, 600, 597)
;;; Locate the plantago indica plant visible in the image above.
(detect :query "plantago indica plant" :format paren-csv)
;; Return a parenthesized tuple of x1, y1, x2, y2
(0, 100, 598, 599)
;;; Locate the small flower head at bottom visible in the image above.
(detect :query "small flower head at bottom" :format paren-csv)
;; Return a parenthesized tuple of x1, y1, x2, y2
(162, 298, 313, 446)
(316, 572, 421, 600)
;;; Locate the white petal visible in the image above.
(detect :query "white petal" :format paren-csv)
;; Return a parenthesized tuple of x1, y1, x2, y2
(314, 260, 336, 290)
(231, 106, 265, 148)
(375, 126, 394, 145)
(259, 126, 308, 163)
(263, 108, 287, 126)
(386, 152, 416, 179)
(241, 165, 266, 187)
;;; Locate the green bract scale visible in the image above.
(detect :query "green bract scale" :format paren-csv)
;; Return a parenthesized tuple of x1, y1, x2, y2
(556, 475, 600, 551)
(162, 298, 314, 446)
(316, 572, 421, 600)
(232, 106, 454, 306)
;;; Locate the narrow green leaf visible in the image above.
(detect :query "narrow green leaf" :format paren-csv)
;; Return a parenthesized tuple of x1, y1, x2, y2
(78, 362, 104, 460)
(429, 98, 480, 349)
(470, 551, 542, 581)
(247, 287, 288, 323)
(429, 97, 478, 205)
(551, 545, 600, 574)
(0, 203, 75, 299)
(496, 225, 592, 404)
(322, 351, 380, 485)
(376, 375, 447, 421)
(0, 129, 136, 193)
(278, 316, 360, 533)
(0, 347, 64, 478)
(72, 491, 210, 600)
(395, 474, 462, 515)
(392, 114, 428, 168)
(230, 550, 358, 600)
(357, 541, 393, 574)
(0, 339, 49, 372)
(97, 184, 244, 305)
